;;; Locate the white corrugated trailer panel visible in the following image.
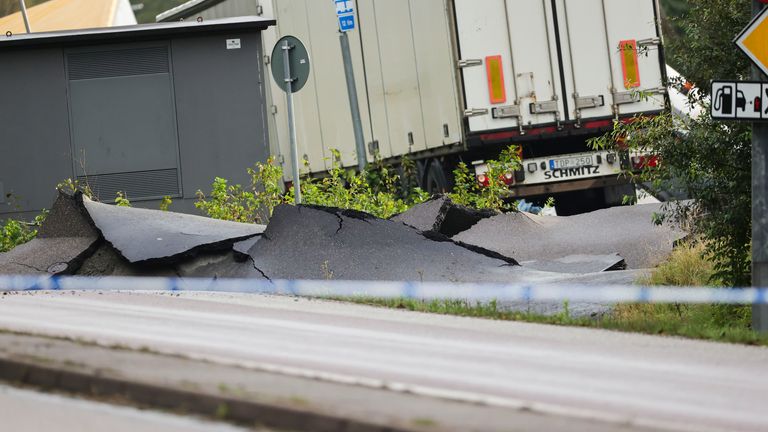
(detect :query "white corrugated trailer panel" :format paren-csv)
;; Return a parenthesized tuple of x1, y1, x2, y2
(356, 0, 394, 159)
(362, 0, 461, 155)
(264, 0, 374, 175)
(365, 0, 428, 156)
(456, 0, 565, 132)
(454, 0, 518, 132)
(556, 0, 615, 121)
(408, 0, 463, 149)
(505, 0, 564, 126)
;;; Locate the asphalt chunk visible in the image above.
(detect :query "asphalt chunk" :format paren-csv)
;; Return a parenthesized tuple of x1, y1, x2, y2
(391, 195, 497, 237)
(521, 254, 627, 274)
(37, 191, 99, 239)
(82, 197, 265, 265)
(453, 203, 686, 269)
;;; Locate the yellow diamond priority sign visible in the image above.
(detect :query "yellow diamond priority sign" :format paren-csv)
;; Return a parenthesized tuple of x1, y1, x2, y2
(736, 6, 768, 77)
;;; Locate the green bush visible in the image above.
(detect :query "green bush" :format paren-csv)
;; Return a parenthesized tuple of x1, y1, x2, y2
(449, 145, 521, 212)
(0, 212, 47, 253)
(196, 151, 432, 221)
(195, 156, 290, 224)
(298, 149, 429, 219)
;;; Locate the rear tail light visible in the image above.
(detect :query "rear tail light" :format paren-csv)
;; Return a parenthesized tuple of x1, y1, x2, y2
(501, 172, 514, 185)
(631, 155, 660, 170)
(476, 174, 490, 187)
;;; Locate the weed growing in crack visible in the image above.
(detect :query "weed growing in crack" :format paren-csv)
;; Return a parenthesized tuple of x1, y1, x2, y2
(321, 261, 334, 280)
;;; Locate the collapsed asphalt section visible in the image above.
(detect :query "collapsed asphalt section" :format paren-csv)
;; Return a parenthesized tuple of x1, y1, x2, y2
(0, 192, 680, 317)
(453, 203, 686, 269)
(238, 204, 526, 282)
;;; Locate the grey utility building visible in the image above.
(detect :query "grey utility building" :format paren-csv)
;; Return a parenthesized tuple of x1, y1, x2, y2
(0, 16, 275, 219)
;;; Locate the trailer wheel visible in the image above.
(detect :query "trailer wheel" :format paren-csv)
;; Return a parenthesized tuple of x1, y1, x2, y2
(424, 159, 450, 194)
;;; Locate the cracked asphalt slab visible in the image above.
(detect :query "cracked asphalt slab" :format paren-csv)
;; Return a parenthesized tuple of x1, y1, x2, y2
(82, 197, 265, 265)
(453, 203, 686, 269)
(245, 204, 528, 282)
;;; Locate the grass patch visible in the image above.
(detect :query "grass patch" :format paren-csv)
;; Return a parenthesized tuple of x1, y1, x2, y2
(340, 243, 768, 346)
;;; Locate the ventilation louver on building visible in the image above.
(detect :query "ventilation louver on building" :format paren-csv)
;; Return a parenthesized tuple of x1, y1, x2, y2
(78, 169, 179, 202)
(67, 46, 170, 80)
(68, 45, 180, 201)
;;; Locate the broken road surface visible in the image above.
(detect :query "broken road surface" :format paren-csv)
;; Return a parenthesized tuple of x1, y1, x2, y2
(453, 203, 686, 269)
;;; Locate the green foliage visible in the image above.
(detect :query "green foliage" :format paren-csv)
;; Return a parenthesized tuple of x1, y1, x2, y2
(449, 145, 521, 212)
(666, 0, 751, 86)
(249, 156, 293, 217)
(114, 192, 132, 207)
(640, 241, 718, 287)
(628, 242, 752, 333)
(299, 149, 429, 219)
(129, 0, 189, 24)
(0, 211, 46, 253)
(159, 196, 172, 212)
(0, 0, 50, 19)
(195, 178, 262, 224)
(658, 0, 690, 40)
(197, 148, 520, 222)
(195, 157, 290, 224)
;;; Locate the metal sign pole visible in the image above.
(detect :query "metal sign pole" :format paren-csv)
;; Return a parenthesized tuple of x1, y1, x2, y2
(282, 40, 302, 205)
(18, 0, 31, 33)
(752, 0, 768, 332)
(339, 31, 367, 172)
(335, 0, 367, 171)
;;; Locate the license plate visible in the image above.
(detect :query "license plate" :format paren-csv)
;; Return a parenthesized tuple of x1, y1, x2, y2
(549, 156, 594, 170)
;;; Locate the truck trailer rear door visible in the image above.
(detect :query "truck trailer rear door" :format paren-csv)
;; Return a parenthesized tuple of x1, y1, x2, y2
(556, 0, 665, 122)
(601, 0, 665, 116)
(454, 0, 565, 133)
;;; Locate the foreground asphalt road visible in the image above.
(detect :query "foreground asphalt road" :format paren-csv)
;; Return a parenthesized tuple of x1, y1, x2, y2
(0, 291, 766, 432)
(0, 384, 256, 432)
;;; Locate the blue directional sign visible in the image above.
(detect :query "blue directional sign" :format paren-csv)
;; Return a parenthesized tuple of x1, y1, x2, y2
(335, 0, 355, 32)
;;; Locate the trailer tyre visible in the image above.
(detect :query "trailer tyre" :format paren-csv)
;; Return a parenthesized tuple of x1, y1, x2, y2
(424, 159, 450, 194)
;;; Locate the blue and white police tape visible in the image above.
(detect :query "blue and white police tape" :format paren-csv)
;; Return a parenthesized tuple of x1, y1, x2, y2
(0, 275, 766, 304)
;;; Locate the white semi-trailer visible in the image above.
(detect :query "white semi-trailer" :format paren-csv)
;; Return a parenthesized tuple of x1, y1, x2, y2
(159, 0, 667, 213)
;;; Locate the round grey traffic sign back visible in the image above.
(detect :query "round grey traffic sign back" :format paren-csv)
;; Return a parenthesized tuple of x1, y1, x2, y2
(271, 35, 310, 94)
